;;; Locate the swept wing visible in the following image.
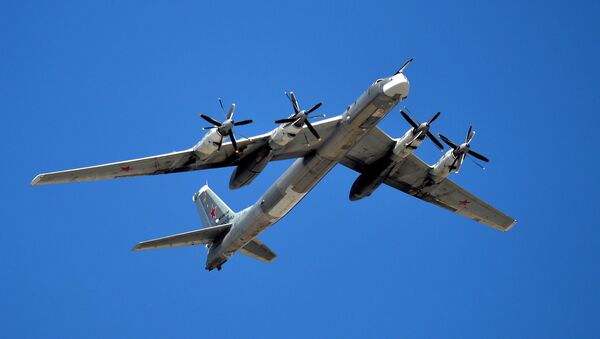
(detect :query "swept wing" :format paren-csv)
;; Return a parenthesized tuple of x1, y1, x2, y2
(341, 127, 516, 231)
(32, 117, 342, 185)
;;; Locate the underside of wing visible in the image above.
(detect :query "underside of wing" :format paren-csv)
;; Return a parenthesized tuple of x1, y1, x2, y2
(32, 149, 197, 185)
(32, 117, 342, 186)
(384, 155, 516, 231)
(341, 127, 516, 231)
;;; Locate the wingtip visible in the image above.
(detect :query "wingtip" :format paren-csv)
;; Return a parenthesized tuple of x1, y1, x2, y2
(504, 219, 517, 231)
(497, 219, 517, 232)
(198, 184, 210, 193)
(131, 244, 143, 251)
(31, 174, 43, 186)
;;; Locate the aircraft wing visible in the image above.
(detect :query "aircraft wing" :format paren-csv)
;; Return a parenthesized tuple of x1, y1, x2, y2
(341, 127, 516, 231)
(32, 117, 342, 186)
(32, 149, 198, 185)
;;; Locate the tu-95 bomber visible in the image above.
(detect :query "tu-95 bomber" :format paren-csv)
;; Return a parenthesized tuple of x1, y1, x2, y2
(32, 59, 516, 271)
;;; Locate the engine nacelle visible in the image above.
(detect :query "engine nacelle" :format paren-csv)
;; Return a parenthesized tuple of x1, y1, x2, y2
(349, 157, 395, 201)
(268, 123, 303, 149)
(229, 146, 273, 189)
(193, 129, 222, 161)
(430, 150, 462, 179)
(391, 129, 426, 159)
(350, 172, 382, 201)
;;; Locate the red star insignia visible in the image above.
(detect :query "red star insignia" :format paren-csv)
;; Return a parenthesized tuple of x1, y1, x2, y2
(120, 166, 131, 172)
(210, 207, 216, 219)
(458, 199, 470, 206)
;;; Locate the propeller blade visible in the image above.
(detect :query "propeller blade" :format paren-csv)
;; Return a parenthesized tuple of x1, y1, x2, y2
(467, 130, 476, 144)
(455, 153, 466, 173)
(228, 130, 238, 152)
(449, 155, 460, 173)
(395, 58, 414, 75)
(467, 149, 490, 162)
(201, 126, 217, 130)
(438, 133, 458, 149)
(233, 119, 253, 126)
(218, 97, 225, 113)
(289, 91, 300, 114)
(428, 111, 441, 125)
(426, 131, 444, 151)
(449, 153, 466, 173)
(304, 120, 320, 140)
(199, 114, 222, 127)
(226, 103, 235, 120)
(305, 102, 322, 114)
(400, 110, 419, 129)
(275, 118, 297, 124)
(468, 157, 486, 170)
(309, 114, 327, 119)
(465, 125, 473, 143)
(217, 135, 223, 151)
(405, 130, 423, 147)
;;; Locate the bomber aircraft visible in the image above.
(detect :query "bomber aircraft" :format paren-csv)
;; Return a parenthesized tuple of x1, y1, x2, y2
(32, 59, 516, 271)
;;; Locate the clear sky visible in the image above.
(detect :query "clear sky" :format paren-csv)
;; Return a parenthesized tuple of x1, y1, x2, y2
(2, 1, 599, 338)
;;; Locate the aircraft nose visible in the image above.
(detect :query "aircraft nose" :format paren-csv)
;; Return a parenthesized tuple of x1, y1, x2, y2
(382, 73, 410, 98)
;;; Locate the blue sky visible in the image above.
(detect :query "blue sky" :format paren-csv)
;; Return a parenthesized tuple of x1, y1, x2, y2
(2, 1, 599, 338)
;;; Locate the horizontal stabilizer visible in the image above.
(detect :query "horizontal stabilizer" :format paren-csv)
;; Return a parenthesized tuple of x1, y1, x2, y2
(239, 238, 277, 263)
(132, 223, 232, 251)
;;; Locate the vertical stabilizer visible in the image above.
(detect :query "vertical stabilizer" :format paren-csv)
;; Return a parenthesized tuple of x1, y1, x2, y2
(192, 185, 235, 228)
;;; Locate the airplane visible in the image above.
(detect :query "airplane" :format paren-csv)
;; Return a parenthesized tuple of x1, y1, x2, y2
(32, 59, 516, 271)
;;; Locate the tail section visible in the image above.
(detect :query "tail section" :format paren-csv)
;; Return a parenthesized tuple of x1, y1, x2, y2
(192, 185, 235, 228)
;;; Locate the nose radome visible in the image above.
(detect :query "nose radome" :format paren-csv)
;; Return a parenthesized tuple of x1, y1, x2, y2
(382, 73, 410, 98)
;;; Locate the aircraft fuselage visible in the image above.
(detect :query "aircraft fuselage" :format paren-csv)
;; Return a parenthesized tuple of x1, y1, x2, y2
(206, 73, 410, 270)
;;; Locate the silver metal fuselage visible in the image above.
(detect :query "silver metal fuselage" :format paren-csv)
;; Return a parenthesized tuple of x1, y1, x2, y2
(206, 74, 410, 270)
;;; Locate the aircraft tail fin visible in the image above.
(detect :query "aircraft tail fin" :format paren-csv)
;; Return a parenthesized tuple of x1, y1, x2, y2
(193, 185, 235, 228)
(239, 238, 277, 263)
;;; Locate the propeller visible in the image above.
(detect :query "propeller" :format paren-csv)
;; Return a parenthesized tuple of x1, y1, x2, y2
(438, 125, 490, 173)
(199, 98, 253, 152)
(399, 108, 444, 150)
(274, 91, 324, 140)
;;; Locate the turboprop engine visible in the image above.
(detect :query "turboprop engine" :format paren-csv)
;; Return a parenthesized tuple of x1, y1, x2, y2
(229, 91, 326, 190)
(430, 126, 490, 180)
(193, 98, 253, 160)
(269, 91, 325, 148)
(349, 109, 444, 201)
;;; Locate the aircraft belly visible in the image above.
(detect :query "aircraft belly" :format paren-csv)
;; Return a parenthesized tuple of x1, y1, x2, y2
(209, 82, 404, 268)
(259, 154, 335, 219)
(214, 205, 273, 259)
(267, 187, 306, 218)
